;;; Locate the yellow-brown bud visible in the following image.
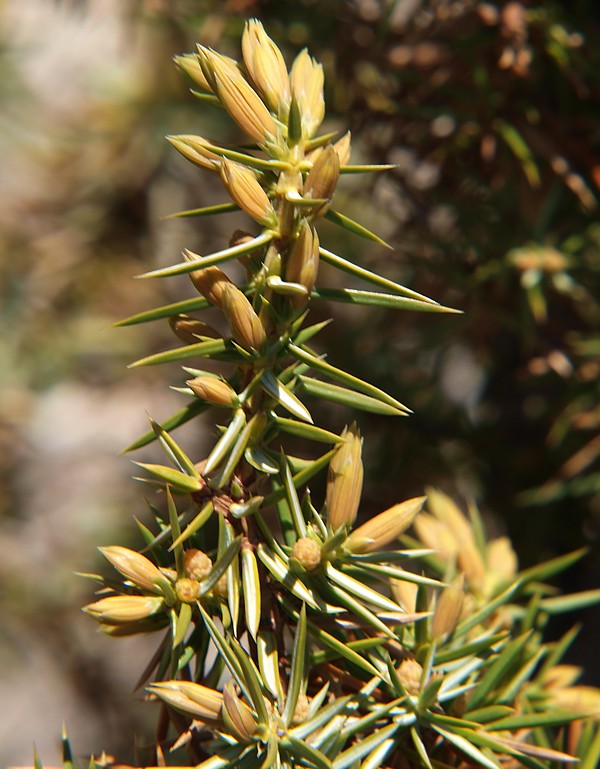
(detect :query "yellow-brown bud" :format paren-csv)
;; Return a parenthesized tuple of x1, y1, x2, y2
(220, 159, 276, 226)
(397, 658, 423, 696)
(199, 46, 277, 144)
(290, 49, 325, 139)
(99, 546, 168, 595)
(303, 146, 340, 218)
(184, 548, 213, 581)
(431, 576, 464, 640)
(345, 496, 426, 554)
(149, 680, 223, 722)
(220, 283, 266, 351)
(291, 693, 310, 725)
(326, 423, 363, 531)
(175, 577, 201, 604)
(390, 579, 418, 613)
(333, 131, 352, 166)
(242, 19, 291, 114)
(169, 315, 222, 345)
(186, 263, 234, 307)
(84, 595, 164, 624)
(167, 135, 221, 173)
(174, 53, 213, 92)
(222, 683, 258, 743)
(291, 537, 322, 571)
(187, 376, 239, 407)
(285, 222, 320, 305)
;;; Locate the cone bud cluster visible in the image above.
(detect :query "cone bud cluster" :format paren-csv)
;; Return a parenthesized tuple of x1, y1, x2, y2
(291, 536, 322, 571)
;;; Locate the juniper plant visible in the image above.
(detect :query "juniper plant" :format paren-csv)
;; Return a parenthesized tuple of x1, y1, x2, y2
(37, 19, 600, 769)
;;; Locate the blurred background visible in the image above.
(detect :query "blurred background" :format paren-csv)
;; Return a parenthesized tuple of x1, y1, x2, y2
(0, 0, 598, 764)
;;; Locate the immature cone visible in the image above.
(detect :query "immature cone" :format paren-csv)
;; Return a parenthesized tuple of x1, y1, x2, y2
(187, 376, 239, 407)
(242, 19, 291, 114)
(198, 45, 277, 144)
(184, 548, 213, 580)
(220, 159, 276, 226)
(291, 536, 322, 571)
(397, 658, 423, 696)
(345, 496, 426, 553)
(326, 423, 363, 531)
(220, 283, 266, 350)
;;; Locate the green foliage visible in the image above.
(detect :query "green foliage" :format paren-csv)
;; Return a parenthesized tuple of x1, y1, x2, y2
(27, 13, 599, 769)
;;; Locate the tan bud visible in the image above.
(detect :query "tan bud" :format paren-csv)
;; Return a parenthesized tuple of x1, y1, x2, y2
(285, 222, 320, 303)
(390, 579, 418, 613)
(174, 53, 213, 92)
(220, 283, 266, 350)
(487, 536, 518, 583)
(303, 146, 340, 218)
(345, 496, 426, 554)
(84, 595, 164, 624)
(397, 657, 423, 696)
(291, 693, 310, 725)
(242, 19, 291, 114)
(186, 263, 234, 307)
(333, 131, 352, 166)
(291, 537, 322, 571)
(166, 135, 221, 173)
(99, 546, 168, 595)
(175, 577, 201, 604)
(195, 46, 239, 92)
(169, 315, 221, 345)
(326, 423, 363, 531)
(431, 575, 465, 640)
(213, 573, 229, 599)
(150, 680, 223, 722)
(222, 683, 258, 742)
(220, 159, 276, 226)
(290, 49, 325, 138)
(187, 376, 239, 407)
(199, 45, 277, 144)
(184, 548, 213, 580)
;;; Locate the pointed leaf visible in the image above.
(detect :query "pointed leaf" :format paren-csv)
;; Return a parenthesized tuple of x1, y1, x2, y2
(433, 727, 501, 769)
(273, 415, 343, 444)
(241, 547, 261, 640)
(150, 417, 200, 478)
(204, 408, 247, 476)
(164, 202, 239, 219)
(115, 296, 210, 327)
(128, 338, 235, 368)
(133, 462, 202, 492)
(138, 231, 273, 279)
(169, 501, 214, 550)
(319, 247, 438, 303)
(311, 287, 461, 314)
(290, 344, 410, 412)
(123, 399, 209, 452)
(199, 536, 242, 596)
(325, 208, 392, 248)
(299, 376, 408, 416)
(261, 370, 313, 423)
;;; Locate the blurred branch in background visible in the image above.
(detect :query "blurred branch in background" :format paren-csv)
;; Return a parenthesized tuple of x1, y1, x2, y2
(0, 0, 598, 764)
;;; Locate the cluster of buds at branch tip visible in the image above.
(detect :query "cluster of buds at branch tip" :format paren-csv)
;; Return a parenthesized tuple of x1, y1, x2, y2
(326, 422, 363, 531)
